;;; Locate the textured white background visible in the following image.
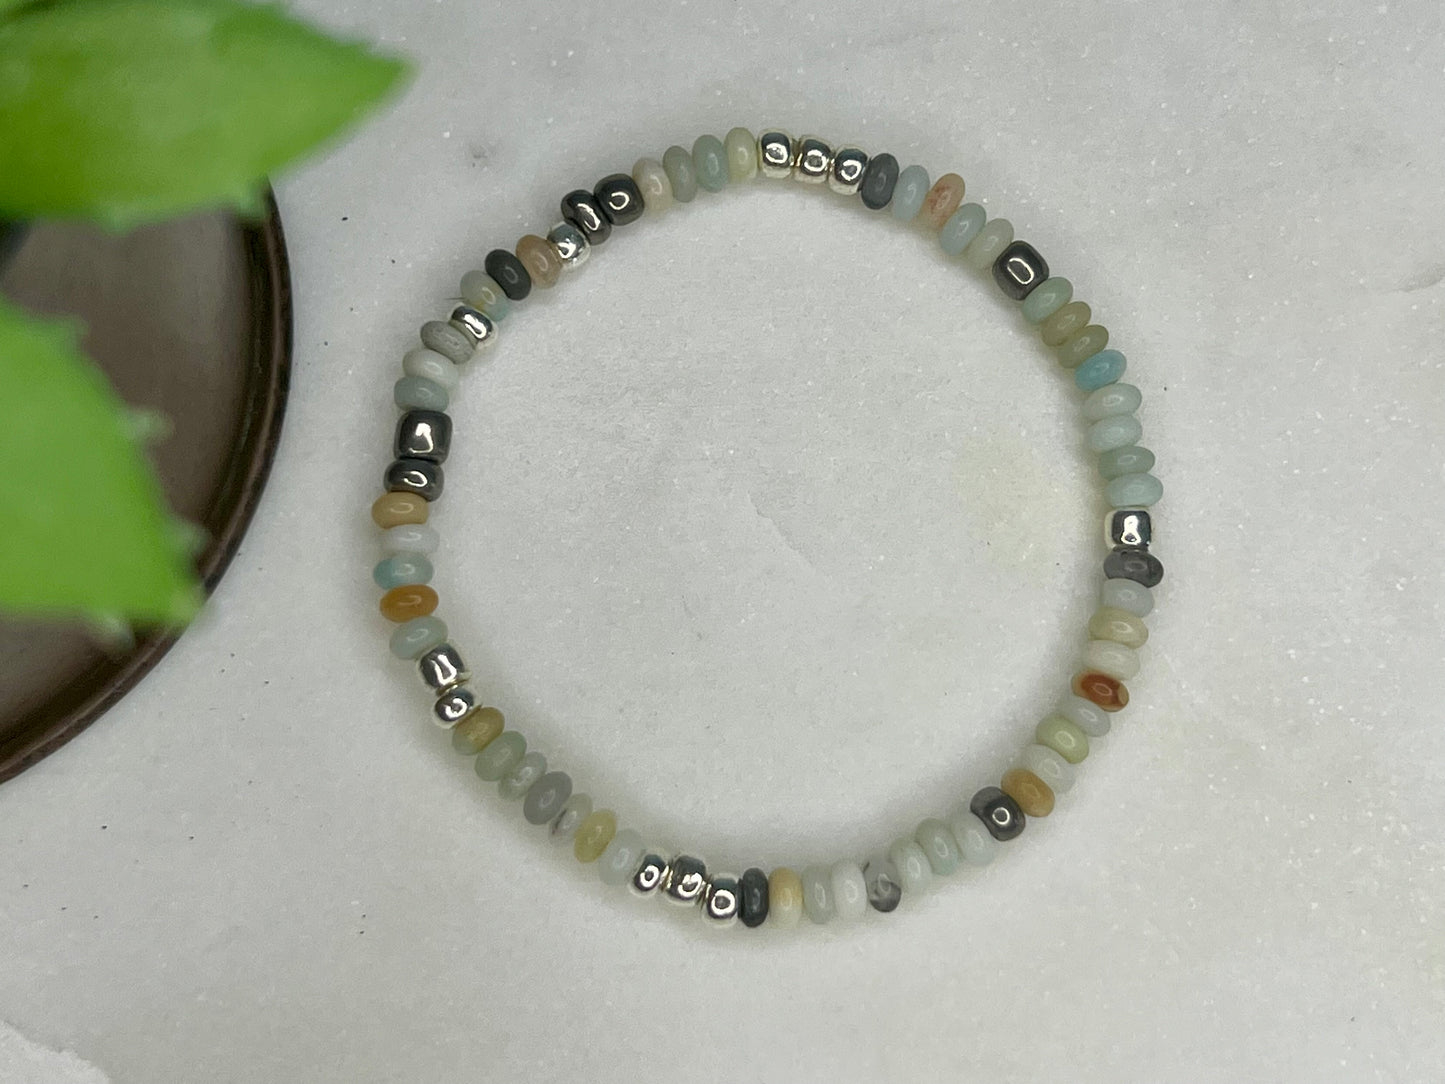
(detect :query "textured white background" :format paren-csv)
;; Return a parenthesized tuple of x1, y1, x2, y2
(3, 1, 1443, 1081)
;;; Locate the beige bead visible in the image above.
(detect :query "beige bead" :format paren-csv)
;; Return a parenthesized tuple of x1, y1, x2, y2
(452, 707, 504, 754)
(1001, 767, 1055, 818)
(919, 172, 965, 230)
(767, 867, 804, 928)
(1088, 606, 1149, 649)
(573, 809, 617, 863)
(371, 491, 428, 528)
(1040, 301, 1092, 347)
(631, 157, 673, 214)
(515, 234, 561, 289)
(1056, 324, 1110, 368)
(963, 217, 1014, 270)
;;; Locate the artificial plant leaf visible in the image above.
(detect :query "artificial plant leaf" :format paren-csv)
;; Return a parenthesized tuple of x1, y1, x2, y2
(0, 297, 201, 623)
(0, 0, 408, 227)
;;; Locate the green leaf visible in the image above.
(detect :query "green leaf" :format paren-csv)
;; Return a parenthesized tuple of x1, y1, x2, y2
(0, 297, 201, 624)
(0, 0, 408, 226)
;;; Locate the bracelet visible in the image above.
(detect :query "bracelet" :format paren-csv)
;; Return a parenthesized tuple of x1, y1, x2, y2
(369, 126, 1164, 931)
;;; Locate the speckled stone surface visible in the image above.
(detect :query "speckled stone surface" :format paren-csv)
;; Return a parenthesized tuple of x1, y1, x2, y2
(0, 3, 1441, 1083)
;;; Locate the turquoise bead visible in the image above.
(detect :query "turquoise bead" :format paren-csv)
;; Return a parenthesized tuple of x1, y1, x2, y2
(692, 135, 728, 192)
(662, 145, 698, 203)
(373, 552, 434, 589)
(938, 203, 986, 256)
(393, 375, 449, 412)
(1074, 349, 1126, 392)
(1021, 277, 1073, 324)
(389, 615, 447, 659)
(891, 165, 930, 220)
(1106, 472, 1164, 508)
(1087, 414, 1144, 453)
(1099, 444, 1155, 480)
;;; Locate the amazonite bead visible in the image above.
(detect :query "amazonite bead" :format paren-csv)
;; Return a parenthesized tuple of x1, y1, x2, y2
(939, 203, 987, 256)
(692, 134, 728, 192)
(1022, 276, 1073, 324)
(1099, 445, 1155, 481)
(1090, 605, 1149, 648)
(1056, 324, 1109, 368)
(402, 347, 459, 392)
(891, 165, 930, 220)
(1106, 472, 1164, 509)
(373, 552, 433, 589)
(887, 838, 933, 897)
(1083, 382, 1143, 422)
(393, 375, 449, 413)
(1082, 639, 1140, 680)
(1035, 715, 1090, 764)
(598, 829, 646, 886)
(631, 157, 672, 213)
(475, 731, 525, 781)
(458, 270, 511, 321)
(802, 865, 836, 924)
(914, 818, 960, 876)
(1020, 743, 1076, 794)
(662, 145, 699, 203)
(1087, 414, 1144, 453)
(724, 126, 757, 181)
(1060, 694, 1111, 737)
(1041, 301, 1092, 347)
(962, 217, 1014, 270)
(947, 807, 999, 867)
(389, 615, 447, 660)
(1074, 348, 1126, 391)
(380, 523, 438, 555)
(498, 751, 546, 800)
(1101, 577, 1154, 617)
(830, 861, 868, 922)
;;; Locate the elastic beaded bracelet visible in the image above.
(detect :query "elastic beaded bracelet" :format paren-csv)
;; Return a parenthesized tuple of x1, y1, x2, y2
(370, 126, 1164, 931)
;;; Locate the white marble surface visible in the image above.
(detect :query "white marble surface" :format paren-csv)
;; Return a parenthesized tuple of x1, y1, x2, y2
(3, 1, 1443, 1081)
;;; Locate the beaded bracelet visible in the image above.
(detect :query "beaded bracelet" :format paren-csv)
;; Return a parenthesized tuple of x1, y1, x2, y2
(369, 126, 1164, 931)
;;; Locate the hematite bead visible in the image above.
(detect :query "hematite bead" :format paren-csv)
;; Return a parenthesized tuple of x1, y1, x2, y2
(546, 220, 590, 271)
(631, 852, 669, 896)
(970, 785, 1026, 841)
(992, 240, 1050, 300)
(757, 130, 794, 178)
(738, 867, 769, 928)
(418, 642, 468, 692)
(1107, 509, 1151, 550)
(1105, 546, 1164, 587)
(385, 457, 443, 502)
(793, 135, 832, 184)
(484, 248, 532, 301)
(593, 173, 645, 225)
(560, 189, 612, 244)
(433, 685, 476, 727)
(449, 305, 496, 351)
(420, 320, 473, 365)
(828, 147, 868, 195)
(394, 410, 451, 464)
(703, 873, 741, 924)
(862, 854, 903, 914)
(858, 152, 900, 210)
(663, 854, 708, 906)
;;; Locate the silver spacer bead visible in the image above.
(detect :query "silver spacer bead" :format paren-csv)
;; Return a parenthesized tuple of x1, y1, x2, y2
(449, 305, 496, 351)
(793, 135, 832, 184)
(662, 854, 708, 906)
(418, 643, 468, 693)
(757, 130, 795, 179)
(630, 852, 670, 897)
(546, 220, 590, 271)
(828, 147, 869, 195)
(702, 873, 740, 925)
(1106, 508, 1151, 550)
(433, 685, 477, 728)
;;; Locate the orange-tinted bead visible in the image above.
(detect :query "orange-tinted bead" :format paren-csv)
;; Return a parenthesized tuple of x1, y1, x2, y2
(1071, 670, 1129, 712)
(371, 491, 429, 528)
(379, 584, 439, 622)
(1001, 767, 1055, 818)
(919, 172, 966, 230)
